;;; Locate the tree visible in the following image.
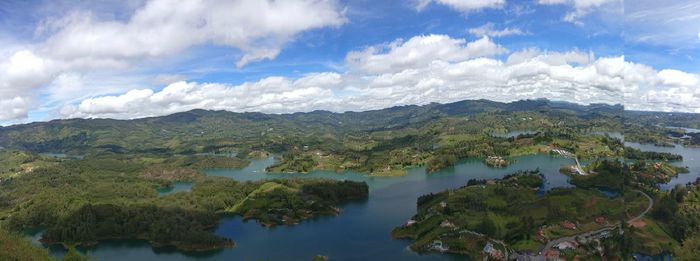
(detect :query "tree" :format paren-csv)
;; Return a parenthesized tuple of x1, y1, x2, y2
(677, 236, 700, 261)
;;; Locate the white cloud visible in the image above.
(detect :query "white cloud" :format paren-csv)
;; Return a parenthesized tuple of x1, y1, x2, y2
(58, 34, 700, 119)
(0, 97, 30, 122)
(56, 35, 613, 119)
(61, 75, 342, 119)
(657, 69, 700, 87)
(40, 0, 345, 68)
(468, 23, 525, 38)
(346, 35, 507, 74)
(0, 0, 346, 121)
(538, 0, 618, 24)
(152, 74, 188, 85)
(416, 0, 504, 12)
(506, 48, 594, 66)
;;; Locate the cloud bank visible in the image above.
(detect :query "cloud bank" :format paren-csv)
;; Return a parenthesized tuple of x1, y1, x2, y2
(1, 0, 699, 124)
(57, 34, 700, 120)
(0, 0, 346, 121)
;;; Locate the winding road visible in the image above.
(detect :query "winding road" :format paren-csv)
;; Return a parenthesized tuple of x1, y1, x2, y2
(525, 190, 653, 261)
(628, 189, 653, 224)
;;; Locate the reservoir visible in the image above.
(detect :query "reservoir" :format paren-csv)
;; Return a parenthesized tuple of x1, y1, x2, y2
(42, 154, 579, 260)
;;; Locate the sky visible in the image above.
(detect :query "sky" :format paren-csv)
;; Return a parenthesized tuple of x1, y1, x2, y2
(0, 0, 699, 125)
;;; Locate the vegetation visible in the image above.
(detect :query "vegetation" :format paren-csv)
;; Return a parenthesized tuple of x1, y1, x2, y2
(0, 228, 94, 261)
(232, 179, 368, 226)
(0, 154, 368, 251)
(0, 98, 644, 259)
(569, 159, 631, 192)
(625, 146, 683, 161)
(0, 228, 55, 261)
(568, 159, 688, 192)
(652, 181, 700, 245)
(0, 99, 624, 176)
(392, 170, 640, 258)
(624, 110, 700, 146)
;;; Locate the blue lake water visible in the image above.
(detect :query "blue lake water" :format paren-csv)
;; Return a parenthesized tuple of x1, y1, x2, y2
(42, 154, 577, 261)
(158, 181, 194, 196)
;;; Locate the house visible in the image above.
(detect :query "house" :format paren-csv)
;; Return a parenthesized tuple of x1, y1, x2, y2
(482, 243, 504, 260)
(535, 228, 546, 241)
(560, 221, 577, 230)
(440, 220, 455, 228)
(405, 219, 417, 226)
(544, 250, 560, 261)
(556, 240, 578, 250)
(489, 249, 504, 260)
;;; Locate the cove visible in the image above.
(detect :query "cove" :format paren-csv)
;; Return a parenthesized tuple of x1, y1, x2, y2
(43, 154, 576, 261)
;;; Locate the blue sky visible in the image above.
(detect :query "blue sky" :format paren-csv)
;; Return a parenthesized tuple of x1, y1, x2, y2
(0, 0, 699, 125)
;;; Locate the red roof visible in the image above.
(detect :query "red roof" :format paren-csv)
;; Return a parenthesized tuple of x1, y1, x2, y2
(560, 221, 577, 229)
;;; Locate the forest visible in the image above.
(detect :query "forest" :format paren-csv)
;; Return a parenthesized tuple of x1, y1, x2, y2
(0, 153, 368, 251)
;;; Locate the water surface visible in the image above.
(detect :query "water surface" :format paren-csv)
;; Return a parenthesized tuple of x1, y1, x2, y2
(625, 142, 700, 189)
(158, 181, 194, 196)
(43, 154, 576, 261)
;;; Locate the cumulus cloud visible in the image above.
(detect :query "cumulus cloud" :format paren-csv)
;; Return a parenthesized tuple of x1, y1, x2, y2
(60, 74, 343, 119)
(0, 0, 345, 121)
(416, 0, 504, 12)
(57, 34, 700, 119)
(39, 0, 346, 67)
(346, 35, 507, 74)
(468, 23, 525, 38)
(54, 35, 608, 119)
(0, 50, 55, 121)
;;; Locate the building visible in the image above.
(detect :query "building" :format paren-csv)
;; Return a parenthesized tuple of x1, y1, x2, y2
(560, 221, 577, 230)
(440, 220, 455, 228)
(544, 250, 560, 261)
(556, 240, 578, 250)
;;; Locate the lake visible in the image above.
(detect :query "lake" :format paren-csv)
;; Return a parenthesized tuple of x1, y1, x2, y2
(625, 142, 700, 190)
(41, 154, 577, 261)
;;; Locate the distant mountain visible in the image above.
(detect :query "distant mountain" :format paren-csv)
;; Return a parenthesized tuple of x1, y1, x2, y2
(0, 99, 623, 154)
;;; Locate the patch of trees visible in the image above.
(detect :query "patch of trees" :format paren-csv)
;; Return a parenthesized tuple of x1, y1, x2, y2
(570, 159, 630, 192)
(41, 204, 233, 251)
(301, 180, 369, 204)
(500, 169, 543, 188)
(624, 147, 682, 161)
(652, 183, 700, 243)
(237, 180, 369, 226)
(425, 154, 457, 173)
(267, 153, 315, 172)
